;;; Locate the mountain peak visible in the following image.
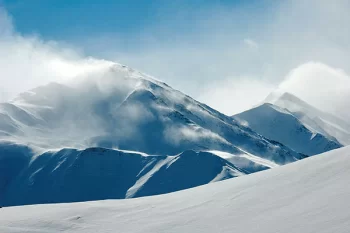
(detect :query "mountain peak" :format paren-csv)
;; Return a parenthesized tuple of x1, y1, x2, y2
(234, 102, 342, 155)
(265, 91, 311, 109)
(278, 92, 307, 104)
(263, 90, 350, 145)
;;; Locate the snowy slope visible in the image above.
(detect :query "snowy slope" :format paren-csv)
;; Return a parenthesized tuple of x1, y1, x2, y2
(0, 142, 275, 207)
(1, 146, 350, 233)
(233, 103, 342, 155)
(267, 92, 350, 145)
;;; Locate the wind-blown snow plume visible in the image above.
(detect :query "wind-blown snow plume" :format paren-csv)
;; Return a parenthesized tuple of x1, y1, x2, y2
(276, 62, 350, 120)
(0, 8, 112, 102)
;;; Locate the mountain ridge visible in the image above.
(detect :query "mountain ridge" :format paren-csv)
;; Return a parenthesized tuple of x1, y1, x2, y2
(0, 63, 329, 207)
(0, 142, 276, 207)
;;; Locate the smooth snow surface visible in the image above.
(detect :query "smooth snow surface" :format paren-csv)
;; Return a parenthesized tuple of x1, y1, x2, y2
(234, 103, 342, 155)
(1, 146, 350, 233)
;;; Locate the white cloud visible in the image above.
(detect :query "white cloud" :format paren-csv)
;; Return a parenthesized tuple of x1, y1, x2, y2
(198, 77, 274, 115)
(0, 8, 112, 102)
(277, 62, 350, 119)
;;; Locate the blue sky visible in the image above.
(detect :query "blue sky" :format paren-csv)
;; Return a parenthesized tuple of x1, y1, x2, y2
(1, 0, 270, 53)
(2, 0, 265, 38)
(0, 0, 350, 116)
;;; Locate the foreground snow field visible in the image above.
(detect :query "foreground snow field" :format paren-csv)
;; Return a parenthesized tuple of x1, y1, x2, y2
(1, 146, 350, 233)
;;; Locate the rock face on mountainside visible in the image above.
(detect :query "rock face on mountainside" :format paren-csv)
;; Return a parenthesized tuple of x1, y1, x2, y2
(233, 103, 342, 156)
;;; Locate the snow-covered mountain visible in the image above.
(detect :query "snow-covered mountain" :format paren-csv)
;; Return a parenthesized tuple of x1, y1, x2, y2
(0, 64, 303, 163)
(0, 63, 307, 206)
(1, 145, 349, 233)
(233, 103, 342, 155)
(266, 92, 350, 145)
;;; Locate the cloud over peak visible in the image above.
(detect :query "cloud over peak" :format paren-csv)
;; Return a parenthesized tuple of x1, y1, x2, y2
(0, 8, 112, 101)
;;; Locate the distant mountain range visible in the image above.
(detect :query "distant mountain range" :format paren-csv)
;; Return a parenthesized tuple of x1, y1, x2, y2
(0, 63, 346, 206)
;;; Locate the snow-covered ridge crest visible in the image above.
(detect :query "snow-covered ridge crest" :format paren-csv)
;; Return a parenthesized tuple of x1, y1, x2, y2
(0, 143, 273, 207)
